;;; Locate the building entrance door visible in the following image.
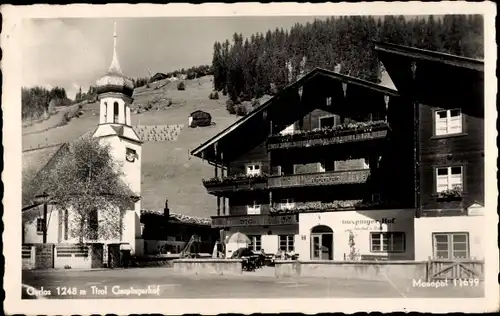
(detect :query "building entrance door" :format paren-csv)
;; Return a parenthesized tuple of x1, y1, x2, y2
(310, 225, 334, 260)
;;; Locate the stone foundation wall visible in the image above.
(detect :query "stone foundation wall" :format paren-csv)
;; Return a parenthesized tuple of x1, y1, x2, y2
(172, 259, 243, 276)
(275, 260, 427, 282)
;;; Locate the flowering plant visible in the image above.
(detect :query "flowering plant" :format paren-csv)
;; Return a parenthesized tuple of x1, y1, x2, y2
(345, 229, 361, 261)
(202, 173, 268, 186)
(268, 120, 389, 144)
(269, 200, 392, 214)
(438, 187, 463, 199)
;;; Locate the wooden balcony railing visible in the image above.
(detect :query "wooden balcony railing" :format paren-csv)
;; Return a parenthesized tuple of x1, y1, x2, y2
(211, 213, 299, 228)
(202, 174, 268, 194)
(267, 169, 370, 189)
(268, 121, 389, 150)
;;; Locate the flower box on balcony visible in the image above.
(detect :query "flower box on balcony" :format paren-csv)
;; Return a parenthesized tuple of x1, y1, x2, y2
(437, 188, 463, 201)
(202, 173, 268, 186)
(202, 174, 268, 194)
(269, 200, 393, 214)
(267, 120, 389, 150)
(267, 169, 370, 189)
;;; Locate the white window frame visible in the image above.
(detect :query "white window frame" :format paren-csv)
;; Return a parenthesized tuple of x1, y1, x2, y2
(248, 235, 262, 251)
(279, 198, 295, 210)
(247, 201, 261, 215)
(433, 232, 469, 259)
(246, 163, 261, 176)
(36, 218, 44, 234)
(436, 166, 463, 193)
(280, 123, 295, 135)
(319, 162, 326, 173)
(318, 115, 336, 129)
(435, 109, 463, 136)
(370, 232, 405, 253)
(279, 235, 295, 252)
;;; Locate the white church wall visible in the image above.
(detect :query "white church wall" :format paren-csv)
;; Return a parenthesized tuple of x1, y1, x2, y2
(23, 207, 60, 244)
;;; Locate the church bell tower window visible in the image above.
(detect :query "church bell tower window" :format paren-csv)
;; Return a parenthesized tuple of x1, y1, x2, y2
(114, 102, 119, 123)
(104, 102, 108, 121)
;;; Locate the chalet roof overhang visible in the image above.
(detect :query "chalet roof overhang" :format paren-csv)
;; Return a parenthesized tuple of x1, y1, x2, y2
(374, 41, 484, 116)
(190, 67, 399, 165)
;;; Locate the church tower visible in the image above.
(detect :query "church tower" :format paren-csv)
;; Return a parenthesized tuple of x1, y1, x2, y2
(94, 22, 143, 255)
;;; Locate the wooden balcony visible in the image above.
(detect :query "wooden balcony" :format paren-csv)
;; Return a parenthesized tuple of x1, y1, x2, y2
(202, 174, 267, 194)
(211, 213, 299, 228)
(267, 121, 389, 150)
(267, 169, 370, 189)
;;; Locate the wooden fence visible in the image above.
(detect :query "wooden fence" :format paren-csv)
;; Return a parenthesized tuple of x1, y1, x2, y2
(426, 258, 484, 281)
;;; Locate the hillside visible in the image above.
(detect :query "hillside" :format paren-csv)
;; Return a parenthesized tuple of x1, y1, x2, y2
(22, 75, 239, 218)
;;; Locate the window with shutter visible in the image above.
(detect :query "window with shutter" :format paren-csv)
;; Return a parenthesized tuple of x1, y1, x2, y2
(435, 109, 463, 136)
(436, 166, 463, 192)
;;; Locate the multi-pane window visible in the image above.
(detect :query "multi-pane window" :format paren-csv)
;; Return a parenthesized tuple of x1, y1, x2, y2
(370, 232, 405, 253)
(246, 164, 261, 176)
(279, 198, 295, 210)
(435, 109, 462, 136)
(436, 166, 463, 192)
(36, 218, 45, 233)
(433, 233, 469, 259)
(247, 201, 261, 215)
(279, 235, 295, 252)
(248, 235, 262, 251)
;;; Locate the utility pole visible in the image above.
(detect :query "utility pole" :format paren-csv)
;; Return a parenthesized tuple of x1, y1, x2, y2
(35, 192, 50, 243)
(43, 200, 48, 243)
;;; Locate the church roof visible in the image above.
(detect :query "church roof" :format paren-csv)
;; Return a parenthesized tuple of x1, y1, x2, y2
(96, 22, 134, 97)
(190, 67, 399, 164)
(22, 130, 139, 209)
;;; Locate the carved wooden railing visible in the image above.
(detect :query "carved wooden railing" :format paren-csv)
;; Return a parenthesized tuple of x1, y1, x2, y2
(202, 174, 268, 193)
(267, 169, 370, 189)
(268, 121, 389, 150)
(211, 213, 299, 228)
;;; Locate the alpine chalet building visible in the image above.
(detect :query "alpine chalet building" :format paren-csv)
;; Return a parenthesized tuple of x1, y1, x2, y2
(192, 42, 485, 262)
(191, 66, 416, 260)
(375, 42, 485, 261)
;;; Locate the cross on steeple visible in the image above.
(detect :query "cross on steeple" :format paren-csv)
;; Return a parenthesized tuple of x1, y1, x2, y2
(108, 21, 123, 75)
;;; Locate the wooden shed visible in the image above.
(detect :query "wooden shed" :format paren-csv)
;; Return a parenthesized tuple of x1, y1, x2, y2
(189, 110, 212, 127)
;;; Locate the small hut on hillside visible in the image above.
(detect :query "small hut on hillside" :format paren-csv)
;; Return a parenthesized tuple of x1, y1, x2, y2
(151, 73, 168, 82)
(188, 110, 212, 128)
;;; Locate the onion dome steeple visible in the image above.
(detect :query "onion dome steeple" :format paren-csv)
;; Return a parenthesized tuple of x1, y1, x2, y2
(96, 22, 134, 97)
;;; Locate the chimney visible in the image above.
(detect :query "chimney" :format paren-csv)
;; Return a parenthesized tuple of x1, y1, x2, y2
(164, 198, 170, 219)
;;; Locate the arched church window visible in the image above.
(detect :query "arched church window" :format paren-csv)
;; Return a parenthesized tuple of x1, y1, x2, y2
(104, 102, 108, 121)
(114, 102, 119, 123)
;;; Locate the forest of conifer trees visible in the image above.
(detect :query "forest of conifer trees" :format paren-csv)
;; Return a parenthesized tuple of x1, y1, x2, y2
(211, 15, 484, 101)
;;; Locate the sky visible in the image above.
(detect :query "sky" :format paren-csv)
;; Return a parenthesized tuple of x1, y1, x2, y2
(22, 16, 329, 99)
